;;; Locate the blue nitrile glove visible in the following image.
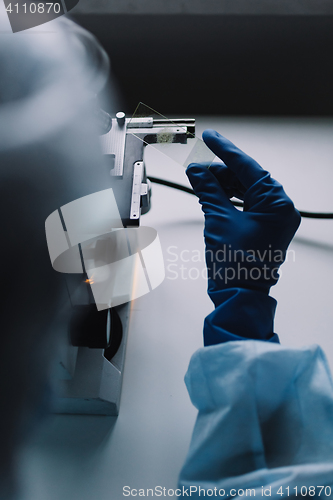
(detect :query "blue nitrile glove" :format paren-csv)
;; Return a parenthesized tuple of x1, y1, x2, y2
(186, 130, 301, 346)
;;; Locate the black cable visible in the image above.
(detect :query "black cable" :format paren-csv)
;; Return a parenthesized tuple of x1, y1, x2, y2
(148, 176, 333, 220)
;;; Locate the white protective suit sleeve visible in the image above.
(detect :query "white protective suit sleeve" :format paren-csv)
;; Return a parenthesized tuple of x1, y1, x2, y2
(178, 341, 333, 499)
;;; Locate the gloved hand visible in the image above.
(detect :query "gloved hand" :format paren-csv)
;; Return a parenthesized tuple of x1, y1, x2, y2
(186, 129, 301, 345)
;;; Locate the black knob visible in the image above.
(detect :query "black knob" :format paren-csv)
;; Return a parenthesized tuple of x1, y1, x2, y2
(70, 305, 123, 356)
(116, 111, 125, 127)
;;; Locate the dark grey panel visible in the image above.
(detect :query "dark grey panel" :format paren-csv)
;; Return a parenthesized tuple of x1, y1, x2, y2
(72, 14, 333, 116)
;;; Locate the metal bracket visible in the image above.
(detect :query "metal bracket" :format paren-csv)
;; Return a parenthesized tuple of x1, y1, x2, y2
(141, 183, 148, 196)
(130, 161, 144, 220)
(100, 118, 129, 176)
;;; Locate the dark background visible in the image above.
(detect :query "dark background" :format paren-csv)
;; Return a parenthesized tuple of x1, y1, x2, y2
(73, 14, 333, 116)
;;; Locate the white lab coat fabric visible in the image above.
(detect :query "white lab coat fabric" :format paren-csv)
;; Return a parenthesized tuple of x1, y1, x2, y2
(179, 341, 333, 499)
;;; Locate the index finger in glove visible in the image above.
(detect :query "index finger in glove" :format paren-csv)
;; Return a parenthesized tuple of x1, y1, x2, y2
(208, 163, 246, 200)
(203, 129, 267, 190)
(186, 163, 237, 216)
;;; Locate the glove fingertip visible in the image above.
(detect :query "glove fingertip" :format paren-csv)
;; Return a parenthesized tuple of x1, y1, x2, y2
(202, 129, 221, 142)
(186, 162, 201, 171)
(186, 163, 215, 196)
(186, 163, 209, 180)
